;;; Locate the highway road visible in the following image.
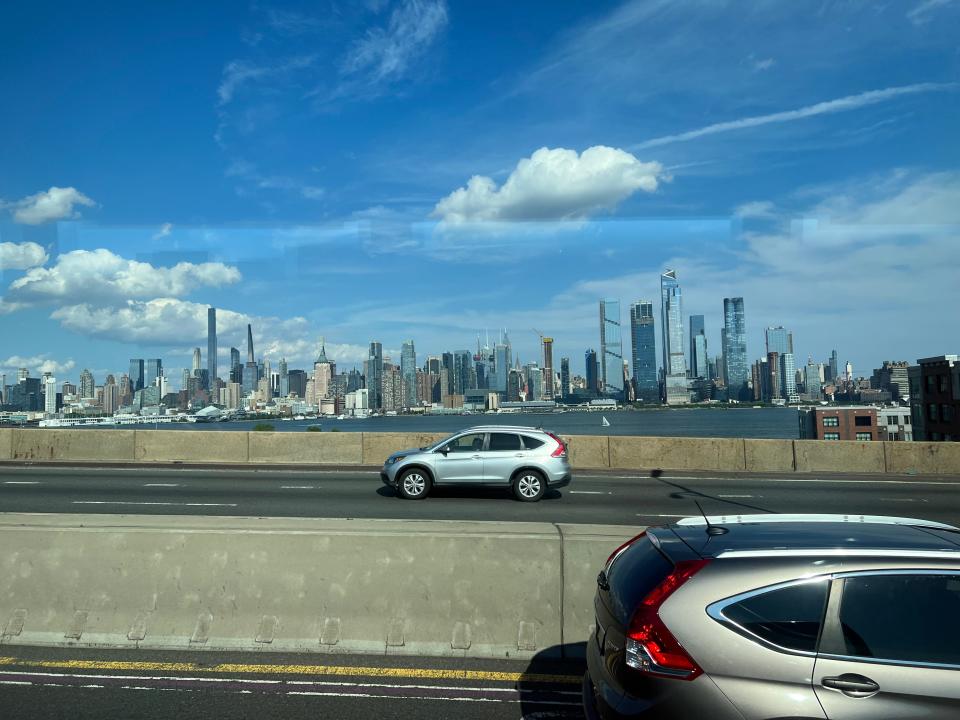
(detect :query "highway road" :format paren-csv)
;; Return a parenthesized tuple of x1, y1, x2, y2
(0, 646, 585, 720)
(1, 464, 959, 525)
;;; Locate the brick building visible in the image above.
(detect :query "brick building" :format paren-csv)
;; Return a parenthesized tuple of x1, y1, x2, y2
(798, 406, 881, 441)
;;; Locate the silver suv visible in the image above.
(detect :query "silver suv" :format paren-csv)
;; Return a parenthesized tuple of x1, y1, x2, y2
(585, 514, 960, 719)
(380, 425, 572, 501)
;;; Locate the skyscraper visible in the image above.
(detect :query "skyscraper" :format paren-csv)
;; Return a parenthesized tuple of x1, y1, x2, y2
(453, 350, 472, 394)
(146, 359, 162, 388)
(765, 327, 797, 403)
(207, 307, 217, 388)
(79, 369, 95, 399)
(401, 340, 417, 408)
(192, 348, 201, 372)
(628, 301, 657, 402)
(722, 297, 748, 401)
(493, 332, 512, 394)
(43, 376, 57, 415)
(247, 324, 255, 363)
(243, 324, 258, 396)
(278, 358, 289, 397)
(230, 347, 241, 384)
(313, 338, 334, 401)
(541, 337, 554, 400)
(765, 327, 793, 356)
(128, 360, 144, 393)
(689, 314, 708, 379)
(599, 299, 624, 398)
(560, 357, 570, 400)
(368, 342, 383, 410)
(585, 349, 599, 394)
(660, 271, 687, 405)
(829, 350, 839, 383)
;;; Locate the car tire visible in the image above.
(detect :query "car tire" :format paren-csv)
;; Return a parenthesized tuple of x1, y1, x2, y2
(397, 469, 431, 500)
(512, 470, 546, 502)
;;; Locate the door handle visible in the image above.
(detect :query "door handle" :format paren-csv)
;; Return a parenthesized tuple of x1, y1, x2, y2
(822, 674, 880, 697)
(514, 453, 526, 457)
(471, 454, 482, 459)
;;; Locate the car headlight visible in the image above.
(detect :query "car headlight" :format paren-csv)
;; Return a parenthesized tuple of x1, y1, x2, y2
(387, 455, 406, 465)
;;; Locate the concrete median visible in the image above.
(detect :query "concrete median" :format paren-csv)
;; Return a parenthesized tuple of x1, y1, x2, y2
(0, 428, 12, 460)
(0, 514, 635, 659)
(564, 435, 610, 469)
(10, 428, 136, 462)
(248, 432, 363, 465)
(883, 441, 960, 475)
(608, 436, 746, 472)
(793, 439, 886, 474)
(134, 430, 249, 464)
(360, 432, 446, 466)
(744, 439, 796, 473)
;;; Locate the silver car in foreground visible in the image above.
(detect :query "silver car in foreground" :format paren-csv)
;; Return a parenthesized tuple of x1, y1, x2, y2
(585, 514, 960, 719)
(380, 425, 572, 501)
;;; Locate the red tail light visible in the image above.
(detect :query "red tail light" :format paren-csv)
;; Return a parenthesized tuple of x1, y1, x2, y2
(545, 431, 567, 458)
(625, 559, 710, 680)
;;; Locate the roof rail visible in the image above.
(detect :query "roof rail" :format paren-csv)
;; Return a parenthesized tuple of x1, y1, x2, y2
(676, 514, 959, 532)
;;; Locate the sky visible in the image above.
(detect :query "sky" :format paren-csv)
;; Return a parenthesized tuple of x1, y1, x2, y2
(1, 0, 958, 388)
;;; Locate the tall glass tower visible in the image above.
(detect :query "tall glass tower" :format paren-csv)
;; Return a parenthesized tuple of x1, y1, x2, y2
(401, 340, 417, 408)
(585, 349, 599, 395)
(207, 307, 217, 388)
(368, 342, 383, 410)
(722, 297, 748, 400)
(599, 299, 624, 398)
(493, 332, 511, 393)
(689, 315, 708, 379)
(630, 301, 657, 402)
(661, 270, 687, 405)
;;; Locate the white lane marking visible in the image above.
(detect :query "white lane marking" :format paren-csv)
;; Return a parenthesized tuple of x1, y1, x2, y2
(72, 501, 237, 507)
(143, 483, 179, 487)
(568, 491, 611, 495)
(281, 485, 316, 489)
(636, 513, 689, 518)
(3, 481, 40, 485)
(718, 494, 753, 498)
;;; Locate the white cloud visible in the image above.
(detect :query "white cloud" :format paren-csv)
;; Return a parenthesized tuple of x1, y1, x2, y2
(631, 83, 956, 150)
(152, 222, 173, 240)
(432, 146, 666, 224)
(907, 0, 954, 24)
(734, 201, 776, 219)
(5, 249, 241, 308)
(0, 241, 48, 270)
(753, 57, 775, 72)
(218, 56, 314, 105)
(0, 354, 76, 376)
(6, 186, 96, 225)
(341, 0, 448, 92)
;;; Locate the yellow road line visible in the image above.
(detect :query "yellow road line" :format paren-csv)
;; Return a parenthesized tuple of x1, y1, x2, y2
(0, 657, 580, 685)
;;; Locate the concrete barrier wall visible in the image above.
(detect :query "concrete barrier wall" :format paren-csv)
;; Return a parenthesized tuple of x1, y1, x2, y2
(11, 428, 136, 462)
(135, 430, 249, 464)
(794, 439, 886, 474)
(2, 429, 959, 475)
(0, 514, 635, 659)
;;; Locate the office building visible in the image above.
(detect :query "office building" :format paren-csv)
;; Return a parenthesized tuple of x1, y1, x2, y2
(243, 324, 258, 396)
(102, 380, 120, 416)
(541, 337, 554, 400)
(278, 358, 289, 397)
(689, 314, 708, 380)
(560, 357, 570, 400)
(799, 407, 881, 441)
(806, 358, 822, 399)
(872, 361, 910, 402)
(287, 369, 307, 399)
(453, 350, 472, 395)
(781, 352, 798, 403)
(79, 369, 95, 399)
(229, 347, 241, 384)
(207, 307, 217, 387)
(660, 271, 687, 405)
(128, 360, 144, 393)
(585, 349, 599, 395)
(43, 376, 57, 415)
(192, 347, 201, 374)
(630, 301, 658, 402)
(146, 359, 162, 389)
(722, 297, 749, 401)
(911, 355, 959, 441)
(765, 327, 793, 357)
(313, 338, 334, 402)
(401, 340, 417, 408)
(368, 342, 383, 410)
(493, 335, 512, 394)
(599, 299, 624, 398)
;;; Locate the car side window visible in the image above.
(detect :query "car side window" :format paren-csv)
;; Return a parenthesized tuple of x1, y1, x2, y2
(826, 574, 960, 666)
(446, 433, 485, 453)
(489, 433, 522, 451)
(721, 580, 829, 653)
(521, 436, 545, 450)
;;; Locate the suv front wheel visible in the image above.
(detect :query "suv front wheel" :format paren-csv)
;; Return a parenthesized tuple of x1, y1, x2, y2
(397, 469, 432, 500)
(512, 470, 546, 502)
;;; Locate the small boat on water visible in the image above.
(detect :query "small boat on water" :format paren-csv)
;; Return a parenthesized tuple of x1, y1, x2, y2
(601, 416, 611, 427)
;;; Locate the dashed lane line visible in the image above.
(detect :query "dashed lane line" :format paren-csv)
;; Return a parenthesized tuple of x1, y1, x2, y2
(71, 501, 237, 508)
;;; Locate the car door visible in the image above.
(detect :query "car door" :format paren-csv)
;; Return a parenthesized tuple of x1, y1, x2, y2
(482, 432, 525, 484)
(432, 432, 486, 483)
(813, 571, 960, 719)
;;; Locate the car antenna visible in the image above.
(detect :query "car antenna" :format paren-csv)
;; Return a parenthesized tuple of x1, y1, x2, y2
(694, 499, 728, 536)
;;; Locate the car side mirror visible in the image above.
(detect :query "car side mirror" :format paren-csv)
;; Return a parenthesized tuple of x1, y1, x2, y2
(437, 446, 449, 456)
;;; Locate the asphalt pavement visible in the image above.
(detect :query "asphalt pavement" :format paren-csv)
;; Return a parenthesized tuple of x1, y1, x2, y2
(0, 645, 585, 720)
(1, 463, 959, 525)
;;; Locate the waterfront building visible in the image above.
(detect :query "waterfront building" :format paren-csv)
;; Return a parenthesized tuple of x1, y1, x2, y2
(630, 301, 658, 402)
(493, 333, 512, 394)
(599, 299, 624, 398)
(229, 347, 241, 384)
(660, 271, 687, 405)
(781, 352, 799, 403)
(799, 406, 881, 441)
(79, 369, 95, 399)
(128, 359, 144, 393)
(560, 357, 570, 400)
(765, 326, 793, 356)
(722, 297, 749, 401)
(507, 368, 522, 402)
(145, 359, 162, 389)
(313, 338, 335, 401)
(585, 349, 599, 395)
(278, 358, 289, 397)
(43, 376, 57, 415)
(401, 340, 417, 407)
(806, 358, 822, 400)
(541, 337, 554, 400)
(689, 315, 708, 379)
(207, 307, 217, 387)
(102, 380, 119, 416)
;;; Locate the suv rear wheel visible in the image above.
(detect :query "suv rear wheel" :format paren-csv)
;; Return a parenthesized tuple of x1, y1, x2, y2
(513, 470, 545, 502)
(398, 469, 431, 500)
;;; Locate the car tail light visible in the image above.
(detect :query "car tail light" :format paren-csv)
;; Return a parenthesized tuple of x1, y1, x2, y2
(625, 559, 710, 680)
(545, 431, 567, 458)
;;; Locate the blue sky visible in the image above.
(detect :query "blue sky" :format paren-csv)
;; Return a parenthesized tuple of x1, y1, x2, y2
(1, 0, 958, 387)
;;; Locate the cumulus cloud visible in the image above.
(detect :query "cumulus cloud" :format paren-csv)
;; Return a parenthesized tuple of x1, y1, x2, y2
(5, 187, 96, 225)
(5, 249, 241, 308)
(152, 222, 173, 240)
(0, 354, 76, 376)
(734, 201, 777, 219)
(0, 241, 48, 270)
(432, 146, 665, 224)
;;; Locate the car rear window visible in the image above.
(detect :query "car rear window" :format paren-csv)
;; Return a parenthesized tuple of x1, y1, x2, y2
(722, 580, 829, 653)
(605, 536, 673, 623)
(489, 433, 522, 451)
(825, 574, 960, 666)
(521, 436, 544, 449)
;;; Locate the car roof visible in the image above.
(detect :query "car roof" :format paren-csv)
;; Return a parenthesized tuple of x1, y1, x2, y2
(458, 425, 549, 433)
(658, 514, 960, 560)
